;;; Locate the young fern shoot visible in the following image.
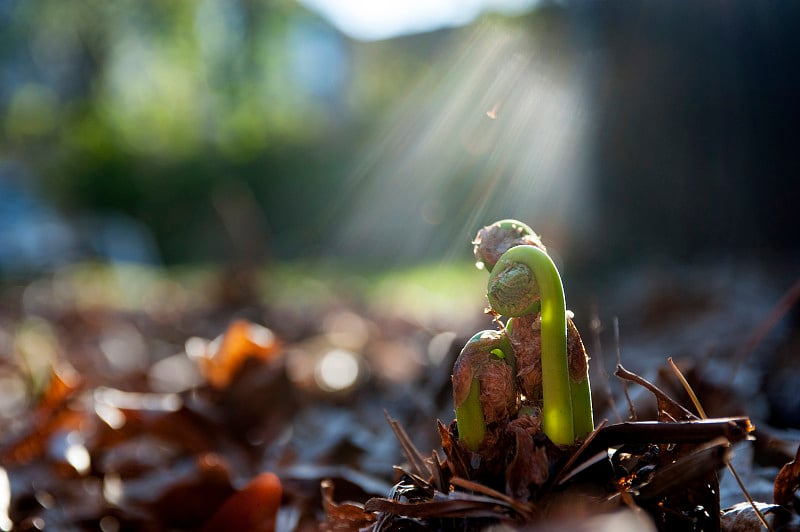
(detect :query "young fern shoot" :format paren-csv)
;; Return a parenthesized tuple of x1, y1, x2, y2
(452, 330, 517, 451)
(455, 219, 593, 450)
(487, 245, 579, 445)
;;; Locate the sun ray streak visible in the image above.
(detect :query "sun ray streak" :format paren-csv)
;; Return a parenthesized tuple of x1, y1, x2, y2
(330, 19, 595, 266)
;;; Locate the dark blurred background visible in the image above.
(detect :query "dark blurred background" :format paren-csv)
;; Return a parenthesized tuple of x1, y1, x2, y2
(1, 0, 798, 276)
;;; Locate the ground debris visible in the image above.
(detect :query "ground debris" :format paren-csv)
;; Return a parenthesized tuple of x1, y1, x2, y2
(721, 502, 791, 531)
(320, 479, 377, 531)
(774, 442, 800, 508)
(2, 264, 799, 530)
(320, 361, 783, 531)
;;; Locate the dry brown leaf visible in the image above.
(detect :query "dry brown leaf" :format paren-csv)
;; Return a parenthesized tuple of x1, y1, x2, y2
(438, 419, 471, 480)
(197, 320, 281, 389)
(1, 364, 83, 465)
(505, 422, 548, 500)
(364, 491, 516, 520)
(773, 442, 800, 507)
(201, 472, 282, 532)
(321, 479, 376, 530)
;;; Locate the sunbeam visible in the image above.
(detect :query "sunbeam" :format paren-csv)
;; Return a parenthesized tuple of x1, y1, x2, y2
(330, 16, 596, 266)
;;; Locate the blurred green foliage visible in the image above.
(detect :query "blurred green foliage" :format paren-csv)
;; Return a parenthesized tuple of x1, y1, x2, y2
(1, 0, 445, 263)
(5, 0, 798, 273)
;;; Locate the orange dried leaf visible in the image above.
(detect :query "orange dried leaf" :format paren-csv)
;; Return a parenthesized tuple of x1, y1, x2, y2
(198, 320, 280, 389)
(1, 364, 83, 466)
(37, 364, 81, 415)
(203, 473, 283, 532)
(201, 472, 282, 532)
(1, 409, 83, 466)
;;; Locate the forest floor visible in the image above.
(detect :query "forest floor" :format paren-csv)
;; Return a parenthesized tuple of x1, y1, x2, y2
(0, 260, 798, 531)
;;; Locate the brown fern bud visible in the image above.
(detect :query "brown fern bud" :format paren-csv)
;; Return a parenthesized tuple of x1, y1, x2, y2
(473, 219, 545, 273)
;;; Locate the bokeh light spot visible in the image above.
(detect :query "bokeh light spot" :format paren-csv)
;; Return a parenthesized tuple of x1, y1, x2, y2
(315, 349, 360, 391)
